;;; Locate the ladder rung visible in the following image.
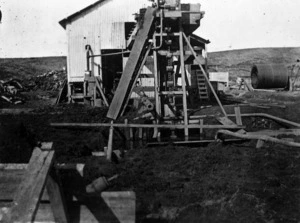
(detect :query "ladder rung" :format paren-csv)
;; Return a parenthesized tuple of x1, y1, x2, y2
(71, 95, 84, 99)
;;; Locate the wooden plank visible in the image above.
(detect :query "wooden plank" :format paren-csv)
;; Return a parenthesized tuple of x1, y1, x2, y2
(1, 191, 136, 223)
(0, 170, 25, 201)
(216, 130, 300, 148)
(107, 7, 155, 120)
(147, 138, 245, 146)
(46, 173, 68, 223)
(101, 191, 136, 223)
(0, 108, 34, 115)
(227, 113, 300, 128)
(3, 143, 54, 222)
(56, 79, 67, 105)
(234, 106, 243, 126)
(0, 169, 49, 201)
(51, 122, 245, 129)
(216, 116, 237, 126)
(122, 44, 152, 117)
(247, 129, 300, 137)
(0, 164, 27, 170)
(107, 120, 114, 161)
(160, 91, 184, 95)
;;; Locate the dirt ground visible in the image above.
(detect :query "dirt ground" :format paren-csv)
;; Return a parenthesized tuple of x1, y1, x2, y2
(1, 78, 300, 222)
(0, 57, 300, 223)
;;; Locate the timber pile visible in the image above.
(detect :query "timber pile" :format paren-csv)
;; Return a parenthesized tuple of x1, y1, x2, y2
(0, 70, 66, 105)
(0, 79, 26, 104)
(24, 70, 66, 92)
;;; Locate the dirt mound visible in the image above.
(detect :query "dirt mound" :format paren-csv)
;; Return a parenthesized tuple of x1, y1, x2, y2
(111, 142, 300, 222)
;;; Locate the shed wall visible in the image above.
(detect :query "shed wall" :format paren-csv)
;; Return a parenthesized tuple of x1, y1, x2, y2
(66, 0, 151, 82)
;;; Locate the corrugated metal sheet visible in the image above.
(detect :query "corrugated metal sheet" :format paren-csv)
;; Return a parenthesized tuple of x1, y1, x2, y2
(68, 33, 85, 80)
(66, 0, 151, 81)
(67, 24, 101, 81)
(111, 22, 125, 49)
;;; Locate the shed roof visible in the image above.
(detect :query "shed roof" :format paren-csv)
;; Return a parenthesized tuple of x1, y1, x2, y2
(59, 0, 107, 29)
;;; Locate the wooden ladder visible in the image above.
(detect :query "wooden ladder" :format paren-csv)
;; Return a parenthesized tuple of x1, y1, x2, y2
(196, 70, 209, 101)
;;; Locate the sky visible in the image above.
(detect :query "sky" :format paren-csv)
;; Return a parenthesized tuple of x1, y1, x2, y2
(0, 0, 300, 58)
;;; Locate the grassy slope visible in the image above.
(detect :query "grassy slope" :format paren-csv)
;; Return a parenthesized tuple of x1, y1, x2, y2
(208, 47, 300, 79)
(0, 56, 67, 80)
(209, 47, 300, 66)
(0, 47, 299, 80)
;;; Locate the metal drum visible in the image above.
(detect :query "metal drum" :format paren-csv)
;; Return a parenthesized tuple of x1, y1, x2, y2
(251, 64, 289, 89)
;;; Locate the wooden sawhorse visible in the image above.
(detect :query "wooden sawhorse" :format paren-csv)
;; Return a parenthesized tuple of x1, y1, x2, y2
(0, 142, 68, 223)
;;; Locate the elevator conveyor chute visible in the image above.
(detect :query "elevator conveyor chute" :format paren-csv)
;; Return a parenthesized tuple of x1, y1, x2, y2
(107, 7, 156, 120)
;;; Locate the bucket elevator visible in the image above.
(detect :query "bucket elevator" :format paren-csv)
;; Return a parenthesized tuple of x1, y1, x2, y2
(106, 0, 227, 138)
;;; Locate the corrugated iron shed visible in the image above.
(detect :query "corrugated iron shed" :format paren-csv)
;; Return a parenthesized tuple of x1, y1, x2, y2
(59, 0, 151, 82)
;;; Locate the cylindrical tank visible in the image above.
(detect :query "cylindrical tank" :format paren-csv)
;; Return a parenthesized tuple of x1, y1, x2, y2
(251, 64, 289, 89)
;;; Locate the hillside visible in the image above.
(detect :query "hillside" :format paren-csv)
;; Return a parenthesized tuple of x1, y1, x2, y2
(208, 47, 300, 79)
(209, 47, 300, 66)
(0, 56, 67, 80)
(0, 47, 299, 81)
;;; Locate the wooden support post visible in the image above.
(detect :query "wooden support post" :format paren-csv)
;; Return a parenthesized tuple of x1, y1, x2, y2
(95, 77, 109, 107)
(83, 81, 87, 100)
(199, 119, 204, 139)
(129, 127, 133, 140)
(256, 139, 265, 149)
(128, 123, 134, 150)
(143, 130, 148, 141)
(179, 31, 189, 138)
(67, 83, 72, 103)
(182, 32, 227, 117)
(153, 120, 158, 139)
(138, 128, 143, 140)
(234, 106, 243, 126)
(153, 35, 161, 124)
(157, 131, 161, 142)
(93, 84, 96, 107)
(107, 121, 114, 161)
(124, 119, 129, 140)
